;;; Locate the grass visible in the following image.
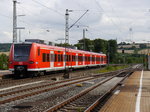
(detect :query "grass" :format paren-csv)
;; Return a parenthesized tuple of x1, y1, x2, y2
(95, 65, 129, 74)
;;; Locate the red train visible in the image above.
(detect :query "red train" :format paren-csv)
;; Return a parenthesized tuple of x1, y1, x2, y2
(9, 42, 107, 77)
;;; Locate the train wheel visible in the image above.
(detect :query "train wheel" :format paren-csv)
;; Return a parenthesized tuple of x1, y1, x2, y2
(19, 74, 24, 78)
(40, 72, 45, 76)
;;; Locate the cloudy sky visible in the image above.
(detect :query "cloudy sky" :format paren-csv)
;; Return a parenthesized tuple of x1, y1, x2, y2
(0, 0, 150, 44)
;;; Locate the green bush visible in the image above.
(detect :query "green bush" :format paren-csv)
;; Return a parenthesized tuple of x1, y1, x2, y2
(0, 54, 9, 70)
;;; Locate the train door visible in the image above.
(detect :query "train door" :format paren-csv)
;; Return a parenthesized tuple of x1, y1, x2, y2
(66, 51, 71, 67)
(50, 51, 54, 69)
(76, 53, 78, 66)
(78, 53, 83, 66)
(71, 53, 76, 67)
(85, 54, 88, 65)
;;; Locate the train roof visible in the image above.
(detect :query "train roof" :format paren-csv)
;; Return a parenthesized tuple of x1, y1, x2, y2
(13, 42, 106, 56)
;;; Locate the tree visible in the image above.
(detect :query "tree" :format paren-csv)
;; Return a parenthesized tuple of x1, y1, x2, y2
(139, 44, 147, 49)
(108, 40, 117, 63)
(74, 38, 93, 51)
(93, 39, 107, 53)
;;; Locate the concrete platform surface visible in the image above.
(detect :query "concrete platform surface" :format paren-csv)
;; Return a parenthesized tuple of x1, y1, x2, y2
(0, 70, 12, 79)
(100, 70, 150, 112)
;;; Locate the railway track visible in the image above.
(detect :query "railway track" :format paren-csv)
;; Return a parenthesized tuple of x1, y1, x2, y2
(0, 69, 122, 105)
(44, 69, 134, 112)
(0, 66, 140, 112)
(0, 67, 104, 87)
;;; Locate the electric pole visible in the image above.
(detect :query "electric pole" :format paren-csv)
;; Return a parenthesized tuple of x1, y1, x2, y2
(83, 29, 88, 51)
(65, 9, 69, 44)
(83, 29, 85, 50)
(64, 9, 89, 78)
(13, 0, 17, 43)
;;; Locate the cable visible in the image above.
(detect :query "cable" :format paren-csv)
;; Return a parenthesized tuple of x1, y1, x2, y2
(94, 0, 122, 33)
(32, 0, 64, 17)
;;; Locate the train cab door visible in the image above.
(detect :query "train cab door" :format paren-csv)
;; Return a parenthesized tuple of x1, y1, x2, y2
(50, 51, 54, 69)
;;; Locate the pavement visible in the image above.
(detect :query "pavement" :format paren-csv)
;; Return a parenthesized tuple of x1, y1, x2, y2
(99, 70, 150, 112)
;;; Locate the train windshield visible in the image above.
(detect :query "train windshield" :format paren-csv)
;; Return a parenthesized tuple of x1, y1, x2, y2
(14, 44, 32, 61)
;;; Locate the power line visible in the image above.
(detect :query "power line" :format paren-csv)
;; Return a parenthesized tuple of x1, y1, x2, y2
(94, 0, 122, 33)
(32, 0, 64, 17)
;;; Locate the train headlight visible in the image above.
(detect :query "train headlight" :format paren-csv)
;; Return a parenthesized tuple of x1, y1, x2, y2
(9, 61, 13, 64)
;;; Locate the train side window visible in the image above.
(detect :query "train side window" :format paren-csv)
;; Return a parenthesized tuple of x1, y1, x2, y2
(55, 54, 58, 62)
(47, 54, 50, 62)
(72, 55, 75, 61)
(89, 56, 90, 61)
(38, 48, 40, 56)
(42, 53, 46, 62)
(69, 55, 71, 61)
(60, 54, 62, 62)
(101, 57, 103, 62)
(58, 54, 62, 62)
(78, 56, 80, 61)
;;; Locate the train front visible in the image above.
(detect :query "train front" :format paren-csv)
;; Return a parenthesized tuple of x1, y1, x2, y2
(9, 43, 34, 77)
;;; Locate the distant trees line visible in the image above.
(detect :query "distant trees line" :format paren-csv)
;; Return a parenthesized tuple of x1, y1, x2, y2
(0, 43, 11, 52)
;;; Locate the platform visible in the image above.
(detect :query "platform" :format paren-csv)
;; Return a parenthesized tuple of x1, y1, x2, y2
(0, 70, 12, 79)
(100, 70, 150, 112)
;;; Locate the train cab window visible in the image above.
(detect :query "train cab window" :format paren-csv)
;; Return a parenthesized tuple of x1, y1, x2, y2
(14, 44, 32, 62)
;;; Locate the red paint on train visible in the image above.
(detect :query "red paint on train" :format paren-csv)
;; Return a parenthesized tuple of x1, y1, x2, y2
(9, 43, 107, 76)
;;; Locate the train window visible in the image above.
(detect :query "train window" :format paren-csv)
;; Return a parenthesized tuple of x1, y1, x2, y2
(14, 44, 31, 62)
(101, 57, 103, 62)
(66, 55, 70, 62)
(92, 56, 95, 61)
(72, 55, 76, 62)
(88, 56, 90, 61)
(58, 54, 62, 62)
(61, 54, 63, 62)
(55, 54, 58, 62)
(67, 55, 70, 62)
(85, 56, 88, 61)
(47, 54, 50, 62)
(78, 56, 80, 61)
(42, 53, 46, 62)
(69, 55, 71, 61)
(38, 48, 40, 56)
(78, 56, 83, 62)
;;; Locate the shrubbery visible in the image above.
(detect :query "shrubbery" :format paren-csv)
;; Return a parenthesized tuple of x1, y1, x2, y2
(0, 54, 9, 70)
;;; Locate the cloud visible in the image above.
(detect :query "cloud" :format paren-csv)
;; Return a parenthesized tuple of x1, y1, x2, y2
(0, 0, 150, 44)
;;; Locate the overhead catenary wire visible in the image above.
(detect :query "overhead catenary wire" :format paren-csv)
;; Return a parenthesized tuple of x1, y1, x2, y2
(31, 0, 64, 17)
(94, 0, 122, 34)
